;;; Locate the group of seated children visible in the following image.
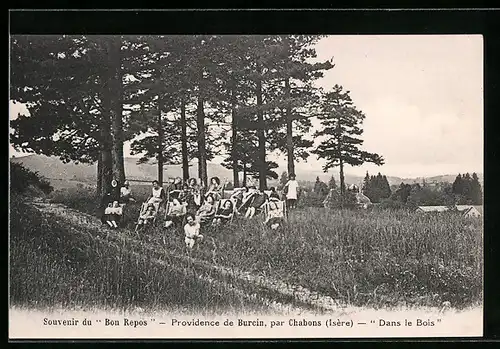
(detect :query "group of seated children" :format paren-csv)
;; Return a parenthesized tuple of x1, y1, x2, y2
(182, 199, 234, 251)
(104, 201, 122, 229)
(102, 180, 137, 228)
(107, 176, 285, 249)
(164, 177, 224, 229)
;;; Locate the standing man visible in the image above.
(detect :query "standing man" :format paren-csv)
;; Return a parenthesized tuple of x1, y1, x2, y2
(283, 174, 299, 210)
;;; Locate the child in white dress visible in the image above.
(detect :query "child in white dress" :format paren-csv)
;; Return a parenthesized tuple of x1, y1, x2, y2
(184, 213, 203, 249)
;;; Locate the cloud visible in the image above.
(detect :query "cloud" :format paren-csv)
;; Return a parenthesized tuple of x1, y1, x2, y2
(302, 35, 483, 177)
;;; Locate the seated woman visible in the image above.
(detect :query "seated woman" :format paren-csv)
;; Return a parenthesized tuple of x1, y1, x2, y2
(238, 186, 257, 214)
(187, 177, 198, 190)
(205, 176, 223, 201)
(146, 180, 165, 205)
(137, 203, 157, 227)
(104, 200, 122, 229)
(196, 194, 217, 224)
(178, 183, 190, 203)
(268, 187, 280, 201)
(264, 200, 285, 230)
(119, 181, 135, 204)
(184, 213, 203, 250)
(164, 199, 188, 229)
(245, 190, 268, 219)
(230, 187, 246, 213)
(213, 200, 235, 226)
(166, 177, 183, 202)
(187, 178, 202, 211)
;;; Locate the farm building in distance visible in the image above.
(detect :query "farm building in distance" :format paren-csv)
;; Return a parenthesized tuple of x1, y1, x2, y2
(416, 205, 482, 218)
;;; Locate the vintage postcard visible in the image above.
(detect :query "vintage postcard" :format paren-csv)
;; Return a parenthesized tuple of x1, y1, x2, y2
(9, 34, 483, 339)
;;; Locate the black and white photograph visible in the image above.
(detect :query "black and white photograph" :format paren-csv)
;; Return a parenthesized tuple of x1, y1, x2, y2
(9, 33, 483, 338)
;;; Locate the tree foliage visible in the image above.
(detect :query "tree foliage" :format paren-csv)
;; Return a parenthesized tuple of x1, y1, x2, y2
(362, 172, 391, 203)
(313, 84, 384, 201)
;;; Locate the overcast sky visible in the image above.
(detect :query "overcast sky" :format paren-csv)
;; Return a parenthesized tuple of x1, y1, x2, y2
(9, 35, 483, 178)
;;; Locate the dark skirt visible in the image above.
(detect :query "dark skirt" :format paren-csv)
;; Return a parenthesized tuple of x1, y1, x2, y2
(251, 194, 268, 209)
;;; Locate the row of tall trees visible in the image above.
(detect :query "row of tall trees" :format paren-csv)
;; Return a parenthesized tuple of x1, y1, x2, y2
(381, 172, 483, 208)
(362, 172, 391, 203)
(10, 35, 383, 198)
(451, 173, 483, 205)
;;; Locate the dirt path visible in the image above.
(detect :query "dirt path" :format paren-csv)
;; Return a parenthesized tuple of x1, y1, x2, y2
(30, 200, 346, 314)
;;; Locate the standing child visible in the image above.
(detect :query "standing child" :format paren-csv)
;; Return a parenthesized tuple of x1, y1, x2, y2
(283, 174, 299, 209)
(184, 213, 203, 249)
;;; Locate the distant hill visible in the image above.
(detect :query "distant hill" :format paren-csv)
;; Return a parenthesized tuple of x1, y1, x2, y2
(10, 154, 482, 188)
(9, 155, 234, 183)
(10, 154, 96, 182)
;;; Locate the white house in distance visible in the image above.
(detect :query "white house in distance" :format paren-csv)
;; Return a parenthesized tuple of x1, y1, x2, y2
(456, 205, 482, 218)
(416, 205, 482, 218)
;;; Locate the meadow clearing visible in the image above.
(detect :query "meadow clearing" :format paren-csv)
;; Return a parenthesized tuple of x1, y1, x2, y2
(9, 184, 483, 314)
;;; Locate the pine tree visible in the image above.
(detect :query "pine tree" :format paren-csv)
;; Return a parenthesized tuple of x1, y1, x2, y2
(471, 172, 483, 205)
(312, 85, 384, 206)
(462, 173, 473, 204)
(125, 35, 225, 186)
(279, 171, 289, 190)
(392, 183, 412, 204)
(328, 175, 337, 189)
(365, 173, 390, 203)
(265, 35, 334, 177)
(382, 175, 392, 200)
(407, 183, 422, 208)
(10, 35, 128, 196)
(452, 174, 464, 195)
(362, 171, 373, 201)
(313, 176, 328, 199)
(313, 176, 321, 192)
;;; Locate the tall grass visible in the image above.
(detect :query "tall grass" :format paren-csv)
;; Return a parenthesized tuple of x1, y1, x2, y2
(46, 188, 483, 309)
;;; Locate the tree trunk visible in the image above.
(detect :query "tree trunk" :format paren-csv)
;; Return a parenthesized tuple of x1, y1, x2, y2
(96, 151, 102, 197)
(230, 84, 239, 188)
(285, 77, 295, 177)
(157, 95, 164, 186)
(107, 37, 125, 185)
(197, 94, 208, 187)
(256, 78, 267, 191)
(339, 158, 345, 208)
(242, 163, 247, 187)
(180, 96, 189, 181)
(99, 116, 113, 198)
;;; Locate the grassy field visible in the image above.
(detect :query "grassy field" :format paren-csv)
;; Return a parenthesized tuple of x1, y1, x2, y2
(35, 185, 484, 311)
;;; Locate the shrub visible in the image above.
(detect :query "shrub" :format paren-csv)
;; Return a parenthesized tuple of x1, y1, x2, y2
(322, 188, 358, 209)
(298, 190, 326, 208)
(379, 198, 408, 210)
(10, 162, 53, 195)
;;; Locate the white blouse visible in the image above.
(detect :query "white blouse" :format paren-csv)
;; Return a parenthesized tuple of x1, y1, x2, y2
(151, 187, 163, 198)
